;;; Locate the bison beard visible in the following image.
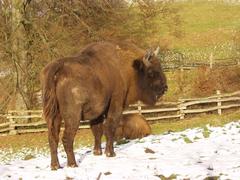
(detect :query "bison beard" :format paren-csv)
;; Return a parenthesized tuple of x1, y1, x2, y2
(40, 41, 167, 170)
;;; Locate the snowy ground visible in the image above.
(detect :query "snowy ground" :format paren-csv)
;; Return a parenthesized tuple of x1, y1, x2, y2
(1, 121, 240, 180)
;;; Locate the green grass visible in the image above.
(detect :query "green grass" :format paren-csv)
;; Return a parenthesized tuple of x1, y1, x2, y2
(203, 126, 211, 138)
(178, 1, 240, 33)
(155, 174, 178, 180)
(151, 110, 240, 135)
(181, 134, 193, 143)
(0, 129, 93, 154)
(167, 1, 240, 59)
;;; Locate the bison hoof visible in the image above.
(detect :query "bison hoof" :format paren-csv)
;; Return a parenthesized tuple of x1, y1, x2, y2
(93, 149, 102, 156)
(68, 163, 78, 168)
(105, 151, 116, 157)
(51, 164, 61, 171)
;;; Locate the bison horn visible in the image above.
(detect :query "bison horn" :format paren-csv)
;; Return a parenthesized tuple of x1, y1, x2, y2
(154, 46, 160, 56)
(143, 50, 153, 66)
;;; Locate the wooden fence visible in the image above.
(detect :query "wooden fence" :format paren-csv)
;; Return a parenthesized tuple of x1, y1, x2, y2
(0, 90, 240, 136)
(162, 57, 240, 71)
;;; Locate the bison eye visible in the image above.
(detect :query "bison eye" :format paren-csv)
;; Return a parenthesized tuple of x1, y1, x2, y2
(147, 70, 159, 78)
(154, 71, 160, 77)
(147, 71, 154, 78)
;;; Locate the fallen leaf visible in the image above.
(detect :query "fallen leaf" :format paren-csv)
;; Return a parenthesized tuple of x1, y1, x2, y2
(104, 172, 112, 176)
(145, 148, 155, 154)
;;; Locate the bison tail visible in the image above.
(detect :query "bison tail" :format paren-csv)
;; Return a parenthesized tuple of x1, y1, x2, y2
(41, 60, 64, 128)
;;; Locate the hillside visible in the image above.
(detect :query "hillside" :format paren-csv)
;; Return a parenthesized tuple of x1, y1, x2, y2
(163, 1, 240, 61)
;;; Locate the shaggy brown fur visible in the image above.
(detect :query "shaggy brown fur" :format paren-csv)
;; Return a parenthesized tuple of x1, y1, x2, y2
(40, 41, 167, 170)
(115, 114, 151, 140)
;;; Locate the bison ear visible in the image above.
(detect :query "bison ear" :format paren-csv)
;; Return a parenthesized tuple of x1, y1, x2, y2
(133, 59, 144, 72)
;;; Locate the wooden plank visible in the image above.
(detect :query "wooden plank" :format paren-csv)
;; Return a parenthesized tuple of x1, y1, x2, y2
(220, 104, 240, 110)
(217, 90, 222, 115)
(17, 128, 48, 134)
(14, 121, 46, 127)
(0, 114, 8, 118)
(124, 107, 180, 114)
(6, 115, 42, 119)
(17, 125, 90, 134)
(15, 121, 89, 128)
(79, 125, 90, 129)
(80, 120, 90, 123)
(123, 110, 139, 114)
(184, 107, 219, 114)
(164, 60, 239, 70)
(211, 91, 240, 99)
(182, 97, 240, 107)
(0, 127, 11, 133)
(128, 101, 179, 107)
(180, 91, 240, 102)
(184, 104, 240, 114)
(0, 122, 10, 128)
(146, 114, 181, 121)
(8, 110, 42, 113)
(219, 97, 240, 102)
(141, 107, 179, 114)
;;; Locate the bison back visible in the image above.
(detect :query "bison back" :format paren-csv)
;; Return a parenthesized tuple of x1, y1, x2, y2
(115, 114, 151, 140)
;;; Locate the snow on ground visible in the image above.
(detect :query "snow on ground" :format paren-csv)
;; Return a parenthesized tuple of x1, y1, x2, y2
(1, 121, 240, 180)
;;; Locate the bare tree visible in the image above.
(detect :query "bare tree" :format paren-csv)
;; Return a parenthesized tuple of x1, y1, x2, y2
(0, 0, 183, 112)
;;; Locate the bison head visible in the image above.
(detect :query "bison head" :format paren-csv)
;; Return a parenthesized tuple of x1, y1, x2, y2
(133, 47, 168, 105)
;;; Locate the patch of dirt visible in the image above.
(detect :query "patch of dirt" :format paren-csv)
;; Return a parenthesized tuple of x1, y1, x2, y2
(145, 147, 155, 154)
(24, 154, 35, 161)
(155, 174, 178, 180)
(203, 176, 219, 180)
(104, 171, 112, 176)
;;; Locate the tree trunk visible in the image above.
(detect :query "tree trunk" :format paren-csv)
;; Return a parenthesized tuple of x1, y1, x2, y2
(11, 0, 27, 111)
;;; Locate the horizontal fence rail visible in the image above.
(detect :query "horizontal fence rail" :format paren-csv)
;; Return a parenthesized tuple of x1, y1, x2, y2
(162, 57, 240, 71)
(0, 90, 240, 136)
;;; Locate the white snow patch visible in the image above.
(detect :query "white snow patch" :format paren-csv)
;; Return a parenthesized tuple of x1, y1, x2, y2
(1, 121, 240, 180)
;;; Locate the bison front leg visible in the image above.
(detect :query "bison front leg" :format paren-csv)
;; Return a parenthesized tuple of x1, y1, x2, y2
(103, 117, 117, 157)
(104, 111, 122, 157)
(103, 83, 124, 157)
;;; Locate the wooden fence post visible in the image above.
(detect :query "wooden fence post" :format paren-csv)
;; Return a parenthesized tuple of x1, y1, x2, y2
(137, 101, 142, 114)
(209, 53, 213, 69)
(179, 100, 186, 119)
(217, 90, 222, 115)
(8, 113, 17, 135)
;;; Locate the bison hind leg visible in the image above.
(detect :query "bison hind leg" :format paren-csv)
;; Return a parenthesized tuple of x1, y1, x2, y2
(62, 110, 81, 168)
(47, 114, 62, 170)
(90, 116, 104, 156)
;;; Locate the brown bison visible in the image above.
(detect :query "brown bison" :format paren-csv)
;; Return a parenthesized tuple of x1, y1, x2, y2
(115, 114, 151, 140)
(40, 41, 167, 170)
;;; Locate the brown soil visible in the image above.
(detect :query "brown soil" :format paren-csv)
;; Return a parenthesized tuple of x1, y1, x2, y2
(163, 66, 240, 101)
(0, 129, 93, 150)
(193, 66, 240, 97)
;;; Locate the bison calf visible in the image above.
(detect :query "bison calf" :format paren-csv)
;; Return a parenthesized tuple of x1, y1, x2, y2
(115, 114, 151, 140)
